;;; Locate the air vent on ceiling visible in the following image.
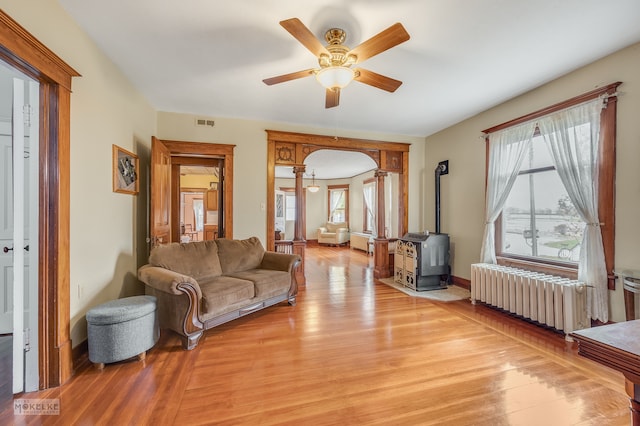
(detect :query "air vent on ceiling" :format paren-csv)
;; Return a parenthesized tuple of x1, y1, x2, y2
(195, 118, 215, 127)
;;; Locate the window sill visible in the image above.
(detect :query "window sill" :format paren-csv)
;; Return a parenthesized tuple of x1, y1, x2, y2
(497, 256, 616, 290)
(496, 256, 578, 280)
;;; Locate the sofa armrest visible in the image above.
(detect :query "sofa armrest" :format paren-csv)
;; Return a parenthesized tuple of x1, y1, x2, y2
(336, 227, 349, 234)
(138, 264, 204, 350)
(138, 264, 203, 299)
(260, 251, 301, 273)
(261, 251, 301, 305)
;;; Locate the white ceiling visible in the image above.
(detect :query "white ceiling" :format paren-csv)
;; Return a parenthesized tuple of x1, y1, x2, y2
(59, 0, 640, 136)
(56, 0, 640, 177)
(276, 149, 377, 180)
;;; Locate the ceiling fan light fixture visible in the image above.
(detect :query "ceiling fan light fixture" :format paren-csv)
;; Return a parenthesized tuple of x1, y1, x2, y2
(316, 66, 355, 90)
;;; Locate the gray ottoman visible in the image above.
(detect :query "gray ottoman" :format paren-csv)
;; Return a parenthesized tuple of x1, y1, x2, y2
(86, 295, 159, 369)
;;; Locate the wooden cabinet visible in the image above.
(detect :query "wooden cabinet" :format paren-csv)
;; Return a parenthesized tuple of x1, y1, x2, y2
(205, 189, 218, 211)
(204, 224, 218, 240)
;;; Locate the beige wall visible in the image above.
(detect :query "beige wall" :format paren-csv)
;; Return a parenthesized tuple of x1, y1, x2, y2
(180, 174, 217, 188)
(17, 1, 635, 344)
(0, 2, 427, 349)
(425, 42, 640, 322)
(157, 112, 426, 245)
(1, 1, 158, 345)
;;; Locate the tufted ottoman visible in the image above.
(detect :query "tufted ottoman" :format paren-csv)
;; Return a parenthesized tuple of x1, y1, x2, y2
(86, 295, 159, 369)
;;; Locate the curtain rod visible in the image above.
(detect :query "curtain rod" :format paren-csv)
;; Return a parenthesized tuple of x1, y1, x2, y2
(481, 82, 622, 137)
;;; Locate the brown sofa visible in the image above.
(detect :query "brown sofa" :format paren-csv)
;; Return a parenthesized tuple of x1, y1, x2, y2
(137, 237, 300, 350)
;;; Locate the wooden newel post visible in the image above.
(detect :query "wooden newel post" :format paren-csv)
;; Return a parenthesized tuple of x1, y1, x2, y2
(292, 165, 306, 285)
(374, 169, 390, 279)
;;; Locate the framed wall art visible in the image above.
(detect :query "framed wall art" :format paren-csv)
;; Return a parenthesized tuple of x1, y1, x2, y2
(112, 144, 139, 195)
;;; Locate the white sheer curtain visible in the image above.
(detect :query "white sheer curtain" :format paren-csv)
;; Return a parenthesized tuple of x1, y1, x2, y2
(363, 182, 376, 236)
(385, 176, 393, 238)
(480, 122, 537, 263)
(538, 98, 607, 322)
(328, 190, 344, 222)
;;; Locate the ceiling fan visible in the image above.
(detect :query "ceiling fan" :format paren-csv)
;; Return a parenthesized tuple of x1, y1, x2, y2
(263, 18, 410, 108)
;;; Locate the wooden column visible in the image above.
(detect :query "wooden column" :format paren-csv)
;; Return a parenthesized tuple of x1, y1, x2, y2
(292, 166, 306, 285)
(374, 170, 390, 279)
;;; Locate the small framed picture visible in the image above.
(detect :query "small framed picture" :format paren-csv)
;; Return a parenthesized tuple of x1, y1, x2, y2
(112, 145, 139, 195)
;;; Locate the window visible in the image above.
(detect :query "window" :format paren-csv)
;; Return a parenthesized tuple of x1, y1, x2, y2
(501, 135, 584, 263)
(485, 82, 619, 290)
(363, 179, 376, 234)
(285, 193, 296, 221)
(328, 185, 349, 223)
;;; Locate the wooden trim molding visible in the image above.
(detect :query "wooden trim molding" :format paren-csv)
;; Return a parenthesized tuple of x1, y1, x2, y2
(0, 10, 79, 91)
(327, 184, 349, 224)
(0, 9, 81, 388)
(451, 275, 471, 291)
(481, 82, 621, 134)
(156, 139, 235, 240)
(266, 130, 410, 239)
(484, 83, 620, 290)
(266, 130, 410, 280)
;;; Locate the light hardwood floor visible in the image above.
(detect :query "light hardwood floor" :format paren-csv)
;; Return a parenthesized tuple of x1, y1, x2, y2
(0, 246, 631, 425)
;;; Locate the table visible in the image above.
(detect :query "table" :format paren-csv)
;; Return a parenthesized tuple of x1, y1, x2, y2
(615, 269, 640, 321)
(571, 320, 640, 425)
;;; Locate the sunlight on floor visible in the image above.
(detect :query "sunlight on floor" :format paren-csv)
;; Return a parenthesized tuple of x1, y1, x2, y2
(501, 365, 585, 425)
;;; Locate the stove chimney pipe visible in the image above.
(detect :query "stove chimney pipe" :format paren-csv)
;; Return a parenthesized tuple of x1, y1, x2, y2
(435, 160, 449, 234)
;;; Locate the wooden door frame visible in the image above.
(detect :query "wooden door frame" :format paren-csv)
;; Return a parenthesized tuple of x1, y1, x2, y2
(0, 10, 81, 388)
(170, 157, 222, 242)
(156, 139, 235, 240)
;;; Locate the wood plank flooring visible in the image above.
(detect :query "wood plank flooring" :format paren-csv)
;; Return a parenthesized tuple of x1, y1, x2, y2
(0, 246, 631, 425)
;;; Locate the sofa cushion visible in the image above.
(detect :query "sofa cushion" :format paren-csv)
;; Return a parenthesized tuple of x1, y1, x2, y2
(216, 237, 265, 274)
(199, 276, 255, 316)
(226, 269, 291, 299)
(149, 240, 222, 281)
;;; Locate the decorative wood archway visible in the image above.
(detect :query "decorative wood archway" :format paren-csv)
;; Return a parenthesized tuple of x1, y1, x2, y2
(0, 10, 81, 387)
(266, 130, 410, 283)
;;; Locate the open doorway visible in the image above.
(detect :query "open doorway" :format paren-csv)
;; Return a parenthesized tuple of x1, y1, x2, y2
(274, 151, 400, 251)
(150, 137, 234, 249)
(177, 163, 222, 242)
(0, 9, 81, 389)
(0, 61, 40, 396)
(267, 130, 410, 279)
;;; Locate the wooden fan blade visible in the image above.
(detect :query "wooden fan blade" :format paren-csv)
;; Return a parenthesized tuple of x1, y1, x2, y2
(349, 23, 410, 64)
(354, 68, 402, 92)
(325, 88, 340, 108)
(263, 69, 315, 85)
(280, 18, 330, 57)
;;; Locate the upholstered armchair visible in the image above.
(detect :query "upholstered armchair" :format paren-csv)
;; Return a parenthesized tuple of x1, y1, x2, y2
(317, 222, 350, 246)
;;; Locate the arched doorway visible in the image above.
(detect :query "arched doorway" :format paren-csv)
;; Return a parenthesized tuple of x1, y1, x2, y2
(266, 130, 410, 283)
(274, 149, 381, 244)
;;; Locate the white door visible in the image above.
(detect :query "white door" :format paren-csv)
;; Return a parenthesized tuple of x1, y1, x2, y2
(0, 121, 12, 332)
(0, 74, 39, 393)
